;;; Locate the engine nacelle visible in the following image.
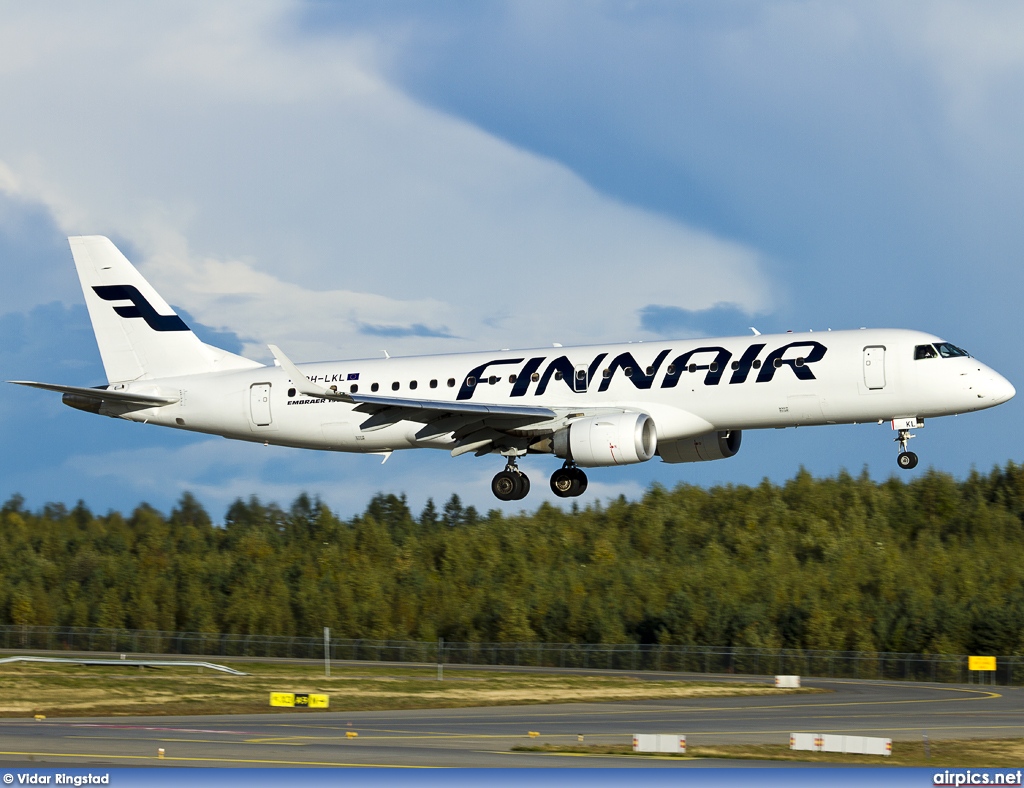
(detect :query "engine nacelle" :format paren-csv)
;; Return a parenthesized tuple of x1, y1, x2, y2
(553, 412, 657, 467)
(658, 430, 742, 464)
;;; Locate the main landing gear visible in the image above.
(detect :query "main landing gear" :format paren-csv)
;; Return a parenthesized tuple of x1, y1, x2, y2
(491, 459, 531, 502)
(490, 459, 589, 501)
(895, 428, 919, 470)
(550, 462, 588, 499)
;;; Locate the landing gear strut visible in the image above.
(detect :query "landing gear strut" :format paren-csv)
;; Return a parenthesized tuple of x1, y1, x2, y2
(550, 462, 588, 498)
(491, 458, 530, 501)
(895, 429, 918, 470)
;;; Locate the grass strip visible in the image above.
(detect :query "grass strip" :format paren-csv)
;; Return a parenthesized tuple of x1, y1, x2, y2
(0, 659, 814, 717)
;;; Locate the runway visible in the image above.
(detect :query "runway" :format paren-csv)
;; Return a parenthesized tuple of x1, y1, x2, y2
(0, 677, 1019, 767)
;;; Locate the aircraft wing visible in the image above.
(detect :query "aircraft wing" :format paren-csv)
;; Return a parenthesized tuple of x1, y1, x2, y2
(8, 380, 180, 407)
(268, 345, 558, 453)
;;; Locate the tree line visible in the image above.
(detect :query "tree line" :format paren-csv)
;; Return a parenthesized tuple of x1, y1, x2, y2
(3, 463, 1024, 655)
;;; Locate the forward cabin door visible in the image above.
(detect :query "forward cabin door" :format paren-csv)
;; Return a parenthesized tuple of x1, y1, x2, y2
(250, 383, 273, 426)
(863, 346, 886, 390)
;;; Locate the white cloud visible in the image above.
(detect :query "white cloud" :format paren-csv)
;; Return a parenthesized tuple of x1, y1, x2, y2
(0, 0, 772, 363)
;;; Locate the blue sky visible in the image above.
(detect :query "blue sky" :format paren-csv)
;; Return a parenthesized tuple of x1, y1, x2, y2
(2, 1, 1024, 519)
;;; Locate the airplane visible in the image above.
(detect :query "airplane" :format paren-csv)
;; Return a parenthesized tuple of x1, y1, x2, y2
(9, 236, 1017, 501)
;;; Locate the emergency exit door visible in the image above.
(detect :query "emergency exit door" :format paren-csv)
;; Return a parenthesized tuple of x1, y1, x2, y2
(863, 346, 886, 390)
(250, 383, 273, 426)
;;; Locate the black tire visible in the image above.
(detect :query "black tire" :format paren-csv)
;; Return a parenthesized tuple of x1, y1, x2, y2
(897, 451, 919, 470)
(550, 468, 576, 498)
(492, 470, 521, 501)
(513, 473, 531, 500)
(569, 467, 588, 496)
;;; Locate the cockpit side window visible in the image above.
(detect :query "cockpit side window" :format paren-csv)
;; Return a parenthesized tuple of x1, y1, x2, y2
(935, 342, 970, 358)
(914, 344, 938, 360)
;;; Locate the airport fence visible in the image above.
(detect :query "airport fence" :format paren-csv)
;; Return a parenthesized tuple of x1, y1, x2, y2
(0, 624, 1018, 685)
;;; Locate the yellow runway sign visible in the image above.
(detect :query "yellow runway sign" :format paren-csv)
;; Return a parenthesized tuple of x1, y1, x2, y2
(270, 692, 330, 708)
(968, 656, 996, 671)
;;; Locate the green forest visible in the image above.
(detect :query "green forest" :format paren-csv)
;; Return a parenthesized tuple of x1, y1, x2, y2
(2, 463, 1024, 656)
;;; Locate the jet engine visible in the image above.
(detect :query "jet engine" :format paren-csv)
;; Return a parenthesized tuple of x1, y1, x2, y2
(553, 412, 657, 467)
(657, 430, 741, 463)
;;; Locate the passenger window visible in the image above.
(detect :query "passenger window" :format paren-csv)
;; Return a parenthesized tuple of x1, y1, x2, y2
(430, 379, 438, 388)
(624, 367, 633, 376)
(371, 383, 379, 392)
(645, 366, 654, 376)
(688, 364, 697, 373)
(602, 368, 611, 378)
(410, 380, 417, 390)
(752, 360, 762, 369)
(731, 361, 739, 370)
(350, 384, 358, 394)
(392, 381, 400, 391)
(554, 371, 563, 381)
(575, 369, 586, 380)
(509, 375, 517, 383)
(531, 372, 540, 382)
(666, 365, 676, 375)
(488, 375, 498, 385)
(709, 362, 718, 373)
(447, 378, 455, 387)
(466, 377, 476, 387)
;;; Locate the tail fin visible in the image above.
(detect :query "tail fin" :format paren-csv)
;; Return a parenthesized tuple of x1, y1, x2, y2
(69, 236, 261, 383)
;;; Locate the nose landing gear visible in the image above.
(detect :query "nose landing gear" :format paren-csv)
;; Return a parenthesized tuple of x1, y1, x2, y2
(491, 458, 531, 501)
(892, 417, 925, 466)
(550, 462, 588, 498)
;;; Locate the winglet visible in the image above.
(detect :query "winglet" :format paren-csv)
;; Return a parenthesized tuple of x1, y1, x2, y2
(268, 345, 352, 402)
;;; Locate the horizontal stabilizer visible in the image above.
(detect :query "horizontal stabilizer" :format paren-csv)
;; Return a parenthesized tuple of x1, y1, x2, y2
(7, 380, 179, 407)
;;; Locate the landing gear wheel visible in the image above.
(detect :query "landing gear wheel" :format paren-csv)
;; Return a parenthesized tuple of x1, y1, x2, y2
(514, 473, 531, 500)
(569, 467, 588, 496)
(550, 468, 576, 498)
(492, 470, 522, 501)
(897, 451, 918, 470)
(550, 466, 588, 498)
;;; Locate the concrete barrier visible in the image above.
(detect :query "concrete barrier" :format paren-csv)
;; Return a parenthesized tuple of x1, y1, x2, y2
(790, 732, 891, 756)
(633, 734, 686, 754)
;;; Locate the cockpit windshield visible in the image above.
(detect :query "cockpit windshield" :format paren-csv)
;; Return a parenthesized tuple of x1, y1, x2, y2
(915, 342, 971, 360)
(935, 342, 970, 358)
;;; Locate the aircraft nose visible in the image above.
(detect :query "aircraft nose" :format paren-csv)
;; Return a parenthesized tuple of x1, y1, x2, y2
(991, 373, 1016, 404)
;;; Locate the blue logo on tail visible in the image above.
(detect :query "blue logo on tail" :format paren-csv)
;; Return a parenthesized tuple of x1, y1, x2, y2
(92, 285, 189, 332)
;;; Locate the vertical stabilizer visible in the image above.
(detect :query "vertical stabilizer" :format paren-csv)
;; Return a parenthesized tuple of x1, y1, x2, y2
(69, 236, 259, 383)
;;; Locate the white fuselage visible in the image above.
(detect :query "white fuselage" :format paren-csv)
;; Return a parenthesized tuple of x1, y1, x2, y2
(108, 328, 1014, 455)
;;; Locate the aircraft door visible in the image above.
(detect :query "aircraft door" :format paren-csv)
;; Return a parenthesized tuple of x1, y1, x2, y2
(863, 346, 886, 390)
(573, 363, 589, 393)
(250, 383, 273, 426)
